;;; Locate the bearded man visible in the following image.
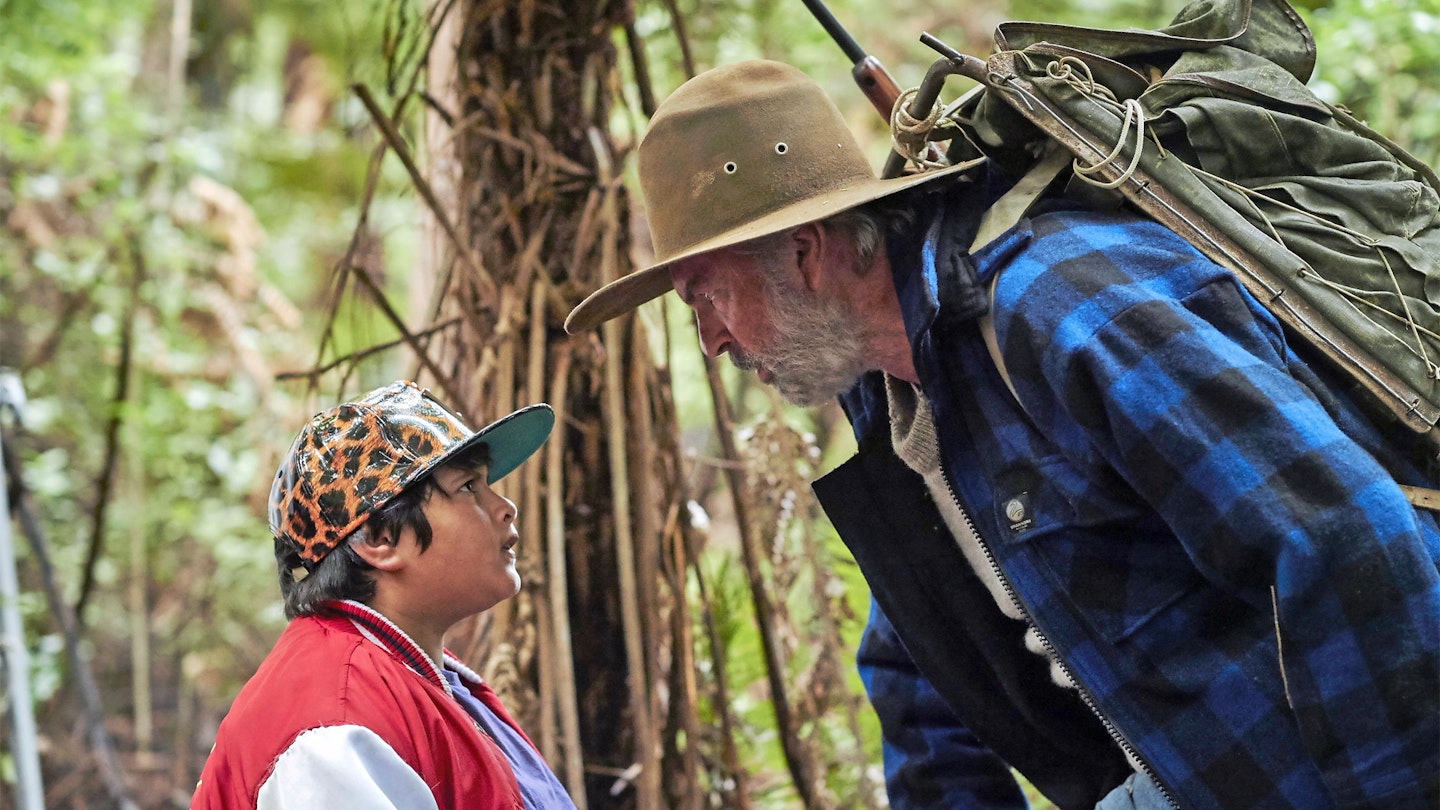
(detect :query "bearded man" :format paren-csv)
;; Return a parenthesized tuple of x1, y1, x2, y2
(566, 60, 1439, 810)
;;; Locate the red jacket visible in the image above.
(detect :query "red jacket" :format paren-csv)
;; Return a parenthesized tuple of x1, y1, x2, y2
(193, 602, 532, 809)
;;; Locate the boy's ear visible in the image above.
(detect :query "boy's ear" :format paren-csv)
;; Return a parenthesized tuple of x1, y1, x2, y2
(351, 527, 406, 573)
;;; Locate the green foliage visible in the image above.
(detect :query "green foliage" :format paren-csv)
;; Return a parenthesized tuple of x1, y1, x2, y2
(0, 0, 151, 82)
(1303, 0, 1440, 167)
(1, 0, 420, 778)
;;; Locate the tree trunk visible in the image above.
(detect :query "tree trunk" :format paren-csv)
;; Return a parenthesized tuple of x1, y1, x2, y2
(423, 2, 667, 806)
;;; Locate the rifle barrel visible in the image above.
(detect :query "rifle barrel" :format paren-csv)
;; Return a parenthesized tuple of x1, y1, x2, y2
(801, 0, 867, 64)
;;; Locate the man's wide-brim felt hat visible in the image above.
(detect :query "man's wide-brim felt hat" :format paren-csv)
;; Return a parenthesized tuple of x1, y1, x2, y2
(564, 59, 981, 333)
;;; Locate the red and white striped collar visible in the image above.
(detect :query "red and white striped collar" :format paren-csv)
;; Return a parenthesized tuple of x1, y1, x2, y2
(324, 600, 482, 696)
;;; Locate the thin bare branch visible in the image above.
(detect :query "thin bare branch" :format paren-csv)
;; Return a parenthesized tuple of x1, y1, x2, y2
(353, 82, 497, 307)
(627, 318, 666, 800)
(623, 23, 657, 117)
(76, 232, 143, 623)
(593, 122, 661, 810)
(525, 279, 557, 765)
(349, 266, 470, 421)
(275, 318, 462, 382)
(314, 141, 387, 384)
(22, 290, 87, 370)
(544, 347, 587, 808)
(661, 0, 698, 79)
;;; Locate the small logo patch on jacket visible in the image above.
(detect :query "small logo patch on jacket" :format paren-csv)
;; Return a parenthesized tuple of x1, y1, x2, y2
(1002, 492, 1033, 533)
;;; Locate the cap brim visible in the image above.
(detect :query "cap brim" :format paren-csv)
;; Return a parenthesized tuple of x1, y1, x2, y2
(564, 158, 983, 333)
(435, 403, 555, 484)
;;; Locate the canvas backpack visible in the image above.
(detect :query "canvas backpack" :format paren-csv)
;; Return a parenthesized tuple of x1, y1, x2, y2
(887, 0, 1439, 504)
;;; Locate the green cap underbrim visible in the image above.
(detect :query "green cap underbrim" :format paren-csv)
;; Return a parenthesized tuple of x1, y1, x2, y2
(441, 402, 555, 484)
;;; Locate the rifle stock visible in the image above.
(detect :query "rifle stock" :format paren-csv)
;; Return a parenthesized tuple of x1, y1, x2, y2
(802, 0, 903, 119)
(851, 55, 902, 121)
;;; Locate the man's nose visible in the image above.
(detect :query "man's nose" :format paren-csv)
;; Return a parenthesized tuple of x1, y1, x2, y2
(693, 310, 732, 359)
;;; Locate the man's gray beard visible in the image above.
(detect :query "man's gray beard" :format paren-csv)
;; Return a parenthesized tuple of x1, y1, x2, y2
(733, 282, 875, 407)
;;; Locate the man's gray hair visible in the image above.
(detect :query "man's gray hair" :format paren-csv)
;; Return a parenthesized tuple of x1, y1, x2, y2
(735, 195, 914, 283)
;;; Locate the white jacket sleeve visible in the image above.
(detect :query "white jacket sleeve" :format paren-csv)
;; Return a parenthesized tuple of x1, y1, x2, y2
(256, 725, 440, 810)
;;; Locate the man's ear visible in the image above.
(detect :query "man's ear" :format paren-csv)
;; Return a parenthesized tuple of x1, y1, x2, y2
(792, 222, 828, 293)
(351, 528, 406, 573)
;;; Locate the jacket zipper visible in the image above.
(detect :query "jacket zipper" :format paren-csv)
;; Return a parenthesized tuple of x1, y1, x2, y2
(938, 472, 1183, 810)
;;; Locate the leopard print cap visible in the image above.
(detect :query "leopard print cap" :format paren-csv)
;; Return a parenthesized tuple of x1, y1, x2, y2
(269, 381, 553, 564)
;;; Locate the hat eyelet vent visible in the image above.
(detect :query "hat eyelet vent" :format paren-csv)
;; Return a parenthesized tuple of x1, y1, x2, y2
(723, 161, 738, 174)
(774, 142, 788, 155)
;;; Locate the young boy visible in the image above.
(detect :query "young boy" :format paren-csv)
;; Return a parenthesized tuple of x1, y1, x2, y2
(193, 381, 576, 809)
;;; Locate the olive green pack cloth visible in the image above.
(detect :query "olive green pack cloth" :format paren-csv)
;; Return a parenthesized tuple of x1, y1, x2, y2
(945, 0, 1440, 456)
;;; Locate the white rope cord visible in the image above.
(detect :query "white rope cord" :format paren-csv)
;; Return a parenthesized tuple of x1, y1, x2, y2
(1215, 170, 1293, 249)
(1194, 165, 1380, 245)
(1301, 275, 1440, 340)
(1303, 249, 1438, 376)
(890, 87, 950, 171)
(1044, 57, 1152, 189)
(1045, 56, 1120, 103)
(1072, 99, 1149, 189)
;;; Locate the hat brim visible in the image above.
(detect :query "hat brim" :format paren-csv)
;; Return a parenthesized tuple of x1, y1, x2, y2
(564, 158, 983, 333)
(428, 403, 555, 485)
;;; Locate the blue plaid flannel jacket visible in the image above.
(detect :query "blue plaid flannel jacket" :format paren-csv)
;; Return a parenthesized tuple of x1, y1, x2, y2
(817, 190, 1440, 810)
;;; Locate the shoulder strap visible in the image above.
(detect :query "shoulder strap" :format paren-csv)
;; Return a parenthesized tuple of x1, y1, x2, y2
(973, 145, 1071, 409)
(1400, 485, 1440, 511)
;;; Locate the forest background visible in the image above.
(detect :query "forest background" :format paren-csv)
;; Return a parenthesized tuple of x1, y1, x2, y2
(1, 0, 1436, 807)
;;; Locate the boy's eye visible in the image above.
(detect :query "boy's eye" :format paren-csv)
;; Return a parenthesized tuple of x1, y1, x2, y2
(455, 467, 490, 494)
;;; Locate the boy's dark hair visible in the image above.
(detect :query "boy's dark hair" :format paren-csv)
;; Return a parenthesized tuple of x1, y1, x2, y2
(276, 443, 490, 619)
